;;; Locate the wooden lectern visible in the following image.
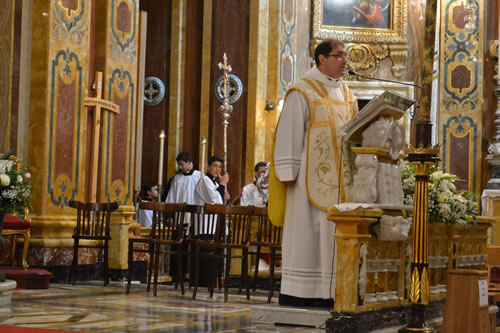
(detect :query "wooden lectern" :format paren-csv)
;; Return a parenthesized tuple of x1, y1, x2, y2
(442, 269, 490, 333)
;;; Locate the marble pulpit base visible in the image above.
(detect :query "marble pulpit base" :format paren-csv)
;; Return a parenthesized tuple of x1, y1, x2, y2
(0, 280, 17, 306)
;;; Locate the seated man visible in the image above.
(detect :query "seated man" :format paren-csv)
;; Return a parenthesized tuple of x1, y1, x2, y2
(136, 183, 159, 227)
(194, 156, 230, 205)
(240, 161, 267, 207)
(240, 162, 270, 272)
(166, 152, 201, 204)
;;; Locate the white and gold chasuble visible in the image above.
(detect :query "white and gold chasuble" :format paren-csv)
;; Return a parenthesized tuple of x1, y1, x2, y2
(272, 66, 357, 299)
(295, 77, 356, 210)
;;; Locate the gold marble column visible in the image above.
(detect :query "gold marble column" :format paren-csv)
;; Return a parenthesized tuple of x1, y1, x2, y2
(27, 0, 91, 265)
(94, 0, 139, 270)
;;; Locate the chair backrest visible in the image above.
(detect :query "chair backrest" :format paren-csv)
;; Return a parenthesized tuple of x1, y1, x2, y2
(139, 201, 186, 241)
(253, 206, 282, 245)
(185, 204, 204, 236)
(487, 245, 500, 285)
(205, 204, 254, 245)
(69, 200, 119, 239)
(200, 203, 226, 239)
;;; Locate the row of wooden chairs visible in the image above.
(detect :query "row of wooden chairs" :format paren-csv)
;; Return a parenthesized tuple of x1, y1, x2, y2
(126, 202, 282, 302)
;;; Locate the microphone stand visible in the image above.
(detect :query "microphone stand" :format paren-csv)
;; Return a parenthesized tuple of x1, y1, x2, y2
(348, 71, 422, 89)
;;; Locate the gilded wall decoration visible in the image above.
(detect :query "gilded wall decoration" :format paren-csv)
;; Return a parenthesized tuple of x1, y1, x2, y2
(110, 0, 137, 63)
(48, 49, 84, 208)
(442, 114, 477, 191)
(279, 0, 296, 96)
(98, 0, 138, 207)
(438, 0, 483, 196)
(53, 0, 86, 44)
(345, 43, 389, 77)
(103, 69, 134, 206)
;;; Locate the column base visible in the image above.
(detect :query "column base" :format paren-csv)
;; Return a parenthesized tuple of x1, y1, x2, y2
(325, 300, 444, 332)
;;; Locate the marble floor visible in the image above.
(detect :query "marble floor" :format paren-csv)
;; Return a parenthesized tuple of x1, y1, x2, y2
(0, 281, 328, 332)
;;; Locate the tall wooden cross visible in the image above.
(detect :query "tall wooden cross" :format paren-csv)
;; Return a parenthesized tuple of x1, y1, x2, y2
(84, 71, 120, 202)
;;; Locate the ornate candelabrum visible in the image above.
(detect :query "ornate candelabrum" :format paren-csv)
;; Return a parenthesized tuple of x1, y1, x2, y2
(399, 121, 440, 333)
(218, 53, 233, 174)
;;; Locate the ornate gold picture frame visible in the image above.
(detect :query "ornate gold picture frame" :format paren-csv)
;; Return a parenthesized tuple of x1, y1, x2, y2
(312, 0, 408, 44)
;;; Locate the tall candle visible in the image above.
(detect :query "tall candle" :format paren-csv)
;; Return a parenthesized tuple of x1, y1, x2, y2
(158, 130, 166, 200)
(200, 136, 207, 174)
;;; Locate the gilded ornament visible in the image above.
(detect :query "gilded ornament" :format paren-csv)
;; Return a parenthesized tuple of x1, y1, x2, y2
(489, 41, 498, 59)
(389, 45, 408, 78)
(421, 267, 430, 304)
(409, 267, 421, 303)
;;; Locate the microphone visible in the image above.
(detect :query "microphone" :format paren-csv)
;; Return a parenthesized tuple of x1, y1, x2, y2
(347, 70, 421, 89)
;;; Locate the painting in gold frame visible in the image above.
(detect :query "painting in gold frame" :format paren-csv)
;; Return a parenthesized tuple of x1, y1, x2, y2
(312, 0, 408, 44)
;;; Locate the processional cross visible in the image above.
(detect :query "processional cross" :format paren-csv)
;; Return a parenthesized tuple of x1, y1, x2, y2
(84, 71, 120, 202)
(218, 53, 233, 173)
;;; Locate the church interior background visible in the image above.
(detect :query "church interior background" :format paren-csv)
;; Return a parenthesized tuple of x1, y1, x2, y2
(1, 0, 500, 332)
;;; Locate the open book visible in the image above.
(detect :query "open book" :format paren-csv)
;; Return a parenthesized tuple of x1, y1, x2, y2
(341, 91, 415, 144)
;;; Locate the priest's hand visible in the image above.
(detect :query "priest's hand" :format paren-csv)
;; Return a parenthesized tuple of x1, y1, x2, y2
(218, 172, 229, 185)
(224, 191, 230, 201)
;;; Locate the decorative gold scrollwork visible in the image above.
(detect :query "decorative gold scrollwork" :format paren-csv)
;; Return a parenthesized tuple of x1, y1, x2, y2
(345, 43, 406, 80)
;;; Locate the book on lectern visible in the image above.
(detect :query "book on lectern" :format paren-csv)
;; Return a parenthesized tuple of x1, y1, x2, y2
(341, 91, 415, 144)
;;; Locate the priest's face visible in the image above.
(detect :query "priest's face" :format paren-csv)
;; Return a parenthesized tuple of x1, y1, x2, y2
(177, 160, 192, 173)
(207, 161, 223, 178)
(318, 45, 347, 79)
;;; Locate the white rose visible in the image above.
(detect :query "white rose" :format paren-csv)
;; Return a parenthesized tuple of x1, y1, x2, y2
(17, 175, 23, 184)
(25, 172, 31, 179)
(0, 174, 10, 186)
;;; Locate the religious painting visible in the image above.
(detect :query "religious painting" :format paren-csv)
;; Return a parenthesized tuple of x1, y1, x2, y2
(312, 0, 408, 44)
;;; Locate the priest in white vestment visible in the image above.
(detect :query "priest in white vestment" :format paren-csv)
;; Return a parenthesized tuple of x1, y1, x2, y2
(273, 39, 358, 307)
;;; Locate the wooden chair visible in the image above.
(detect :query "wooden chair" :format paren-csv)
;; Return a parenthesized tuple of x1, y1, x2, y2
(192, 204, 254, 302)
(249, 206, 282, 303)
(126, 201, 186, 296)
(487, 245, 500, 305)
(2, 213, 31, 269)
(182, 204, 205, 290)
(68, 200, 119, 285)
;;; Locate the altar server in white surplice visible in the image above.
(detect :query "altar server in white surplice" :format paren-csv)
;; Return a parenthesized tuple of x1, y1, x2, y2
(194, 156, 229, 206)
(165, 152, 201, 205)
(272, 39, 358, 307)
(194, 156, 230, 235)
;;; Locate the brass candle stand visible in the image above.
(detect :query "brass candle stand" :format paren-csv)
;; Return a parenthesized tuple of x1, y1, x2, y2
(399, 121, 440, 333)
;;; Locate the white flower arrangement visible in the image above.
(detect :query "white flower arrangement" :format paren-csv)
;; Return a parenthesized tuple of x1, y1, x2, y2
(402, 164, 477, 226)
(0, 152, 32, 219)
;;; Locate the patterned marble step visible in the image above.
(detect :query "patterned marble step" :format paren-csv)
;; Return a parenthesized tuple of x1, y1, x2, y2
(0, 267, 52, 289)
(251, 303, 331, 328)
